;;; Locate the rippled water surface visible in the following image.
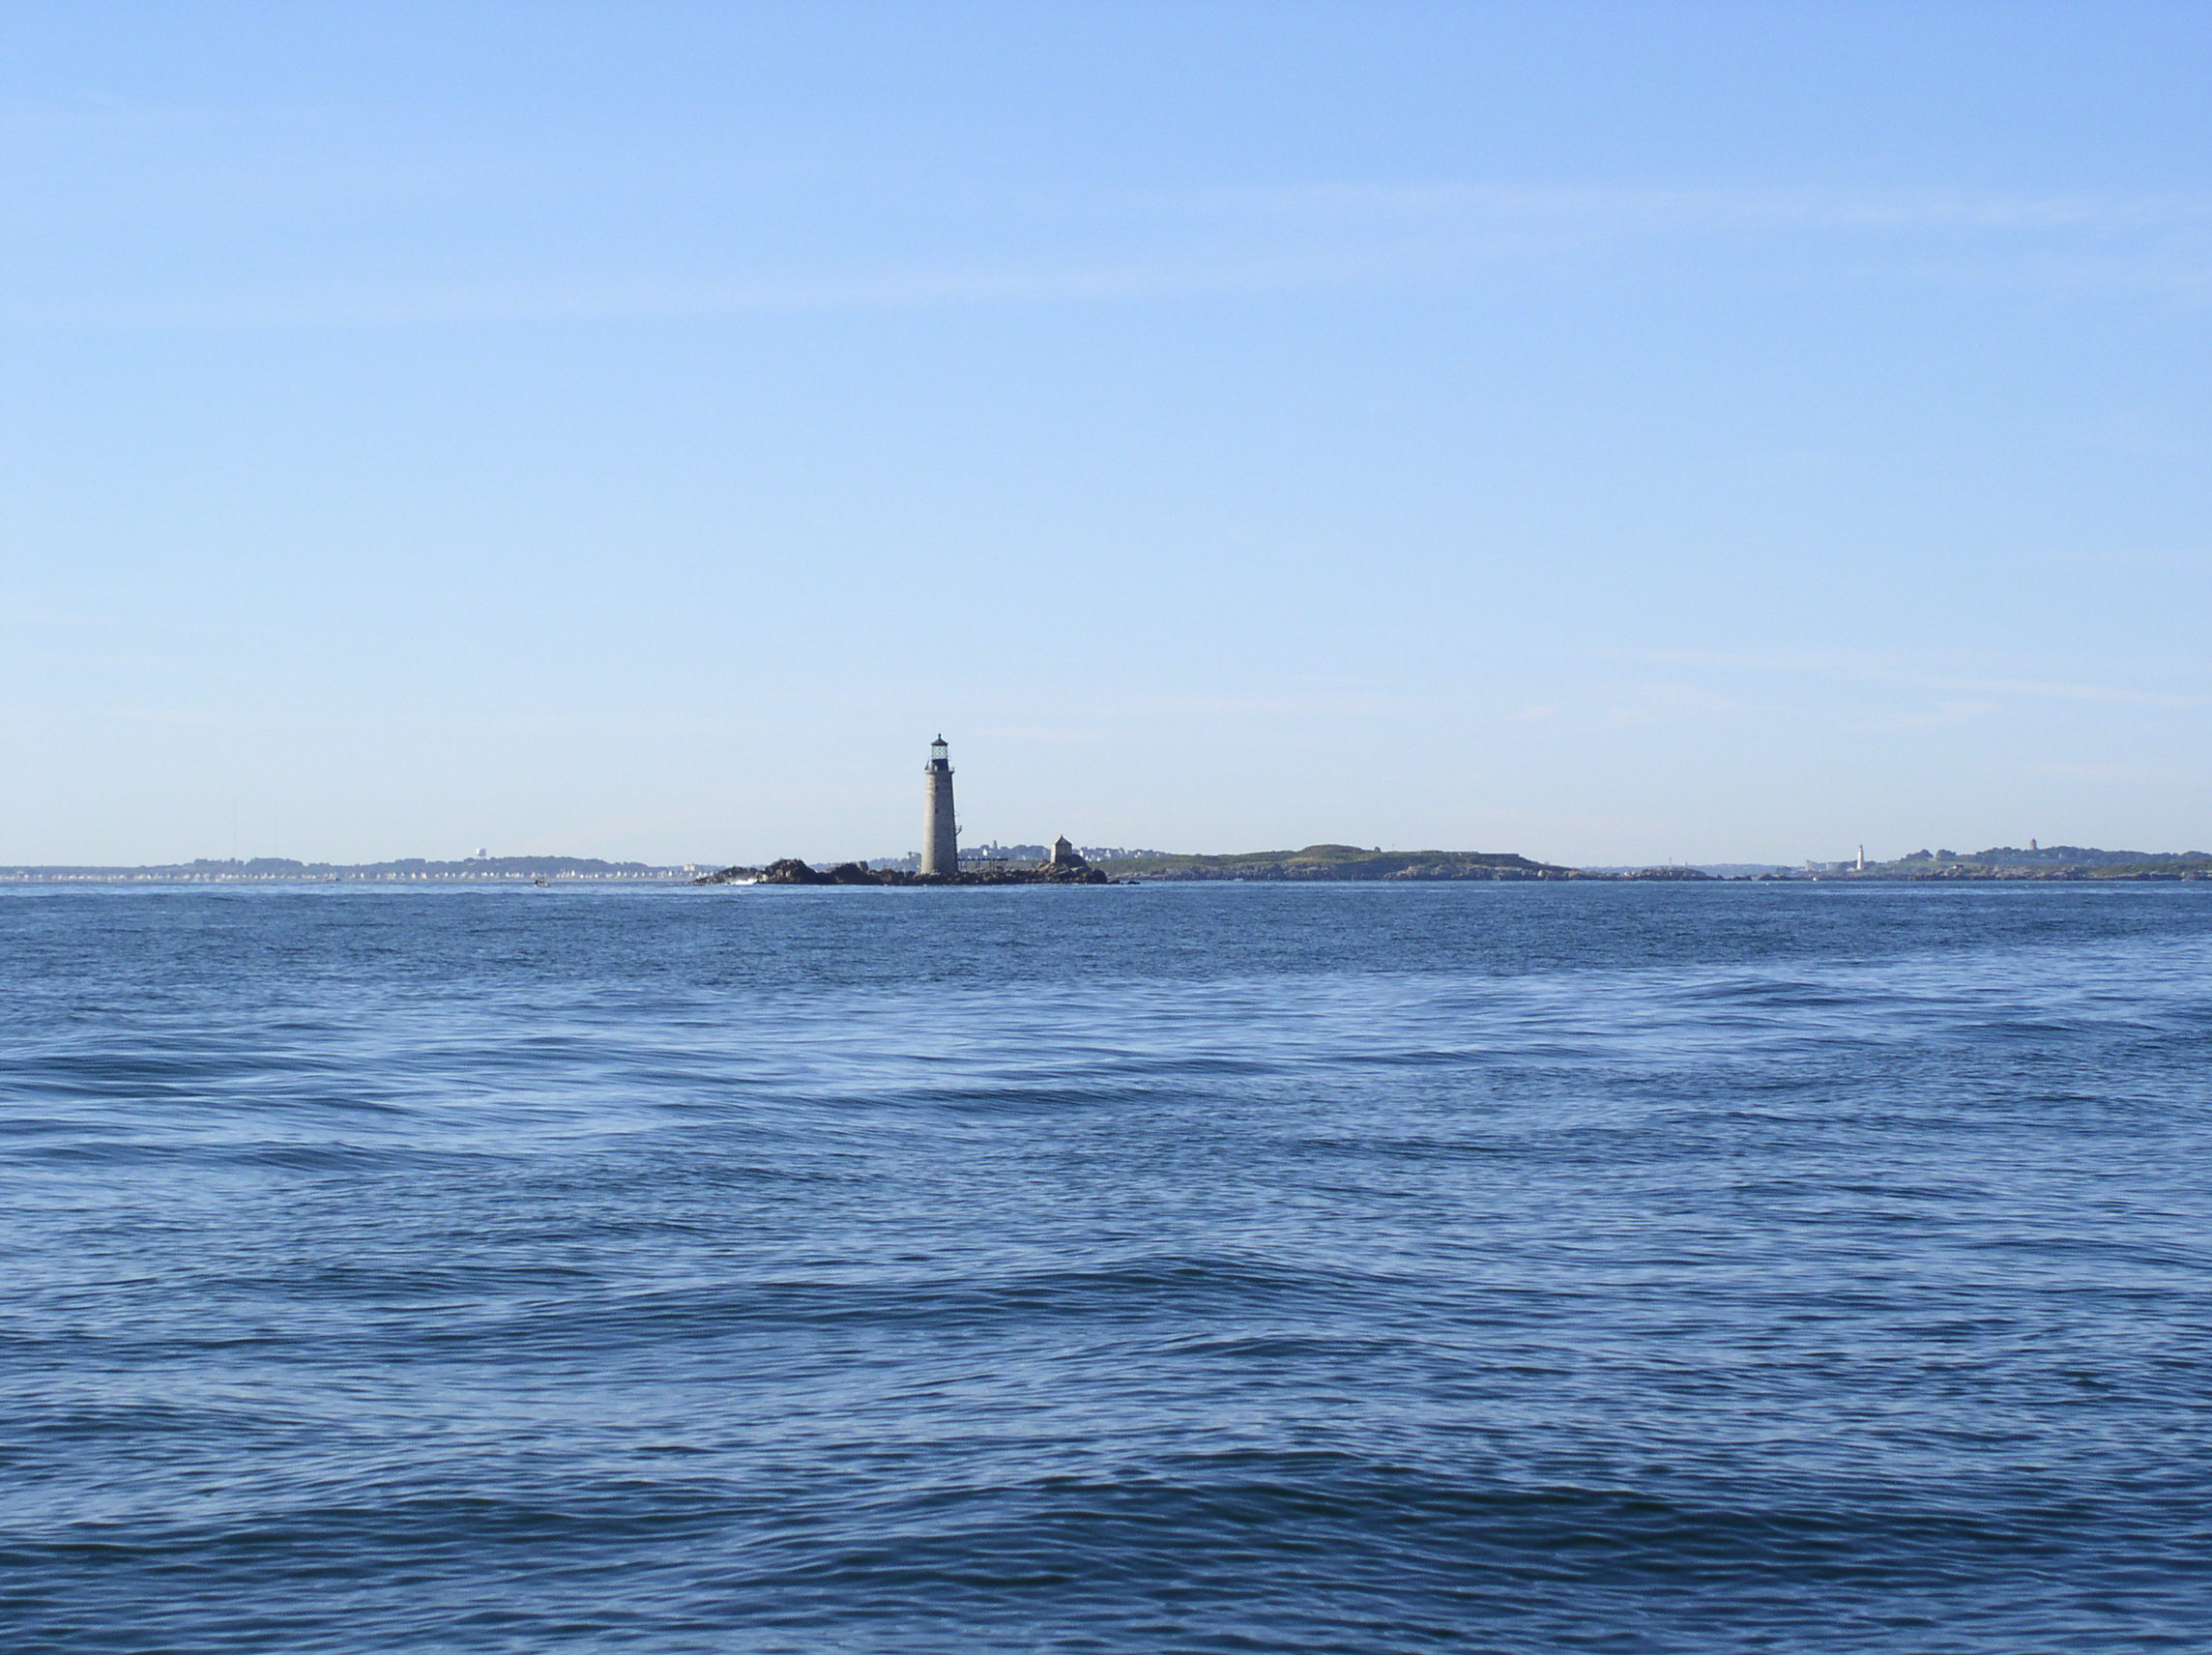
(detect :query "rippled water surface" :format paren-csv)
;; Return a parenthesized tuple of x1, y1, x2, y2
(5, 881, 2211, 1652)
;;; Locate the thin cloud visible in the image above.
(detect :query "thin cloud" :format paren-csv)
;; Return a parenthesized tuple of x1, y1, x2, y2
(1584, 648, 2212, 710)
(1199, 181, 2212, 233)
(1872, 699, 2005, 731)
(8, 165, 2212, 328)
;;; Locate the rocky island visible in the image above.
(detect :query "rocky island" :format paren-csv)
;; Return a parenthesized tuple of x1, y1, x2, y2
(694, 837, 1114, 886)
(1094, 844, 1588, 881)
(1832, 845, 2212, 881)
(694, 842, 1601, 885)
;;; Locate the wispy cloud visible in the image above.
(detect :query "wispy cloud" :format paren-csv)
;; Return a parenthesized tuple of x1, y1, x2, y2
(2019, 760, 2198, 784)
(0, 254, 1427, 330)
(7, 144, 2212, 328)
(1190, 181, 2212, 234)
(1872, 699, 2004, 731)
(1584, 647, 2212, 711)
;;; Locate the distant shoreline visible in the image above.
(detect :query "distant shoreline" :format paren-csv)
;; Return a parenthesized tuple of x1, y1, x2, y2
(9, 842, 2208, 886)
(0, 857, 695, 885)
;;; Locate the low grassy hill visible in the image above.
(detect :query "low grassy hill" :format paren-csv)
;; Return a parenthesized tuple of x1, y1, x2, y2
(1101, 844, 1580, 881)
(1872, 849, 2212, 880)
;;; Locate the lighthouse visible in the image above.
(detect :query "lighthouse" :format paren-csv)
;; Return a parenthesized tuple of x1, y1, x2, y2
(922, 736, 958, 875)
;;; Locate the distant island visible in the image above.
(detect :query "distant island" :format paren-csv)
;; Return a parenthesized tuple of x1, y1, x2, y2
(697, 842, 2212, 886)
(1828, 846, 2212, 881)
(1082, 844, 1591, 881)
(696, 844, 1676, 886)
(10, 843, 2208, 887)
(696, 838, 1114, 886)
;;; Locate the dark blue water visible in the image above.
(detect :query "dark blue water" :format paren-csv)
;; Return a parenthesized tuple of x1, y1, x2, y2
(5, 882, 2211, 1652)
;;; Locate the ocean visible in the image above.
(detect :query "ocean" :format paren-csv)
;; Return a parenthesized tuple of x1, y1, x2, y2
(4, 881, 2209, 1652)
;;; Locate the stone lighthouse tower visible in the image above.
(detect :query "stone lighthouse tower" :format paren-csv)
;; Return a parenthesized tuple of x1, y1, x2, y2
(921, 736, 958, 875)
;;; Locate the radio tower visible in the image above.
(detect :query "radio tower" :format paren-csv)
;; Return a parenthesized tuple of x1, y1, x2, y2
(922, 736, 958, 875)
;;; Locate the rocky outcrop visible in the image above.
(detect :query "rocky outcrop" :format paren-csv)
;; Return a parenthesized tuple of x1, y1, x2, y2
(759, 858, 827, 884)
(699, 857, 1114, 886)
(692, 864, 761, 885)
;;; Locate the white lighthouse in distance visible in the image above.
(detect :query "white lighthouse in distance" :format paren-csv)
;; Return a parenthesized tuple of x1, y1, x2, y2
(922, 736, 958, 876)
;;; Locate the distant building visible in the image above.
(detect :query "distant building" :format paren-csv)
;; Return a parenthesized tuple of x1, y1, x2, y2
(965, 843, 1049, 865)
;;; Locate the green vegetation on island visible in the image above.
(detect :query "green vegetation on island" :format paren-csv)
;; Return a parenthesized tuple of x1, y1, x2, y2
(1850, 846, 2212, 881)
(1091, 844, 1586, 881)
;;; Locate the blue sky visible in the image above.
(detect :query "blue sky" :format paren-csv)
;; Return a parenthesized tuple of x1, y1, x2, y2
(4, 2, 2208, 865)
